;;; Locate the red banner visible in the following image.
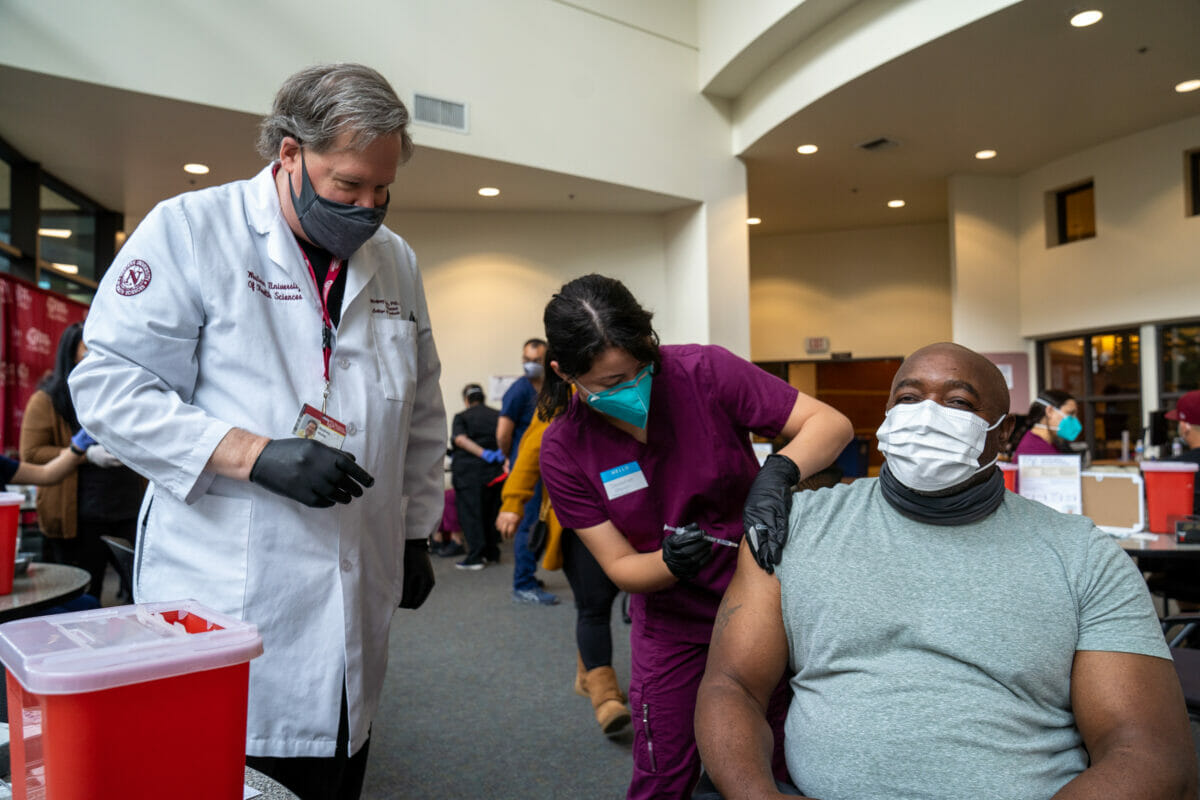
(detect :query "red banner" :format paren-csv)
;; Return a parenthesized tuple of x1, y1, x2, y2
(0, 274, 90, 455)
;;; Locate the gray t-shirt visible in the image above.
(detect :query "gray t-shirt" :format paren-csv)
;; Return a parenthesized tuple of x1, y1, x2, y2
(777, 479, 1169, 800)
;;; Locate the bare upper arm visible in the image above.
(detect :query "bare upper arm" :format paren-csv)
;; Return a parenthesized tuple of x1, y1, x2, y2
(704, 540, 791, 709)
(574, 521, 681, 592)
(575, 520, 639, 568)
(1070, 649, 1195, 770)
(778, 391, 850, 440)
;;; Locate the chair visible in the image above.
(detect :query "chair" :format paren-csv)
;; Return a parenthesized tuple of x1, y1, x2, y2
(100, 535, 135, 601)
(1156, 616, 1200, 767)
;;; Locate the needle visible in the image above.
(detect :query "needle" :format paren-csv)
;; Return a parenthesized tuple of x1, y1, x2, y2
(663, 524, 738, 548)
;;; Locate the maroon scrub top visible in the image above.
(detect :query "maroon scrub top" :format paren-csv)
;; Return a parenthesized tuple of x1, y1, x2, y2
(541, 344, 798, 641)
(1014, 430, 1061, 462)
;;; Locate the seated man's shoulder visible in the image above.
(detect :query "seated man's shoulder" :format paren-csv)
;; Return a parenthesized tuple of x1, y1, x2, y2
(790, 478, 875, 523)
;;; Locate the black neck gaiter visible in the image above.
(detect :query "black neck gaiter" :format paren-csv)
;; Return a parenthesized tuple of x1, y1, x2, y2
(878, 461, 1006, 526)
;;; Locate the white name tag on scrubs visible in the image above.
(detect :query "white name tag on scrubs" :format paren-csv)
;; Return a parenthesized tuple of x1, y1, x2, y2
(600, 461, 648, 500)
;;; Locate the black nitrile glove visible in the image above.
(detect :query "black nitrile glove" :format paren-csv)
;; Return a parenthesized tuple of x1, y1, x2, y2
(249, 439, 374, 508)
(662, 523, 716, 581)
(743, 453, 801, 575)
(399, 538, 435, 609)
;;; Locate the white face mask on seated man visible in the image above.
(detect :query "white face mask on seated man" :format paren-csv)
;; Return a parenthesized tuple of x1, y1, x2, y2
(875, 399, 1006, 492)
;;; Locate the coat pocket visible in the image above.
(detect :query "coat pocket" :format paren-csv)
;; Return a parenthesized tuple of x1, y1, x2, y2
(371, 317, 418, 402)
(138, 489, 252, 618)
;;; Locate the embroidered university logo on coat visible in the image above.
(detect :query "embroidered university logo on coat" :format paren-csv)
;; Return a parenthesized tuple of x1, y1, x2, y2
(115, 259, 152, 296)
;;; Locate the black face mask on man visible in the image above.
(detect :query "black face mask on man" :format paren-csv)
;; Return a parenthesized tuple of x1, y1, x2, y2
(289, 149, 388, 259)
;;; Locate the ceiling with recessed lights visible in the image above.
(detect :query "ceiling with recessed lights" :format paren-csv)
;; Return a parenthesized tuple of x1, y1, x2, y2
(741, 0, 1200, 234)
(0, 0, 1197, 240)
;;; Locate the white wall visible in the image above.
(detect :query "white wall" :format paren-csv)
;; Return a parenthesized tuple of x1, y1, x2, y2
(948, 174, 1022, 351)
(1, 0, 754, 355)
(390, 210, 670, 424)
(569, 0, 697, 47)
(1017, 113, 1200, 338)
(748, 222, 952, 361)
(0, 0, 721, 202)
(729, 0, 1017, 154)
(698, 0, 831, 93)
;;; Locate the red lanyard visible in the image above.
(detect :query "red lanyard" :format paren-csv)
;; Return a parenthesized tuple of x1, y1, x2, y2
(298, 248, 343, 412)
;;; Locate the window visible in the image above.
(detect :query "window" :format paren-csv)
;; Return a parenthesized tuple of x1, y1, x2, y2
(1187, 149, 1200, 217)
(38, 184, 97, 291)
(0, 157, 10, 251)
(1039, 329, 1140, 459)
(1160, 321, 1200, 398)
(0, 135, 121, 302)
(1048, 180, 1096, 245)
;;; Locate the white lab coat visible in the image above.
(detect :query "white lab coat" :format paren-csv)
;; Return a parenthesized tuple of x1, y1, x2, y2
(69, 164, 446, 758)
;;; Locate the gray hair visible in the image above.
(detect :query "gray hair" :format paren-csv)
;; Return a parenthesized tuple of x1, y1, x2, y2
(256, 63, 413, 162)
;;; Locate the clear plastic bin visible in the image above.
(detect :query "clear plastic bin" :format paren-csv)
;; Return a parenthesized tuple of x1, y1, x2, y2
(0, 600, 263, 800)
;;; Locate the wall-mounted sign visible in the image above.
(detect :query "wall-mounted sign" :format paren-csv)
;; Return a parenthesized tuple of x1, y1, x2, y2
(806, 336, 830, 354)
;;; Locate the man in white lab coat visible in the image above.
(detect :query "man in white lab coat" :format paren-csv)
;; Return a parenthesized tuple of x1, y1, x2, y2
(69, 64, 445, 800)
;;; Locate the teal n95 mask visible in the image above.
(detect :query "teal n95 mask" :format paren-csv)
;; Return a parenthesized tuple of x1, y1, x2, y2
(875, 399, 1006, 492)
(1055, 413, 1082, 442)
(1034, 397, 1082, 442)
(579, 365, 653, 429)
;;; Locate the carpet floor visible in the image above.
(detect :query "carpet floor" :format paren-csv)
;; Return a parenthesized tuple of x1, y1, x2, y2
(361, 540, 635, 799)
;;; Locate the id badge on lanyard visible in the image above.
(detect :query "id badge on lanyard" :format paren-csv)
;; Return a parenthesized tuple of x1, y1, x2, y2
(296, 246, 348, 448)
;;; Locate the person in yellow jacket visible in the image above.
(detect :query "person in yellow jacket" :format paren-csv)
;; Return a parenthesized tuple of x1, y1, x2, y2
(497, 406, 629, 736)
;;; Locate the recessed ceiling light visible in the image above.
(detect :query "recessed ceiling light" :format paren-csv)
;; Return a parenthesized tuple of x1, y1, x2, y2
(975, 149, 997, 160)
(183, 163, 210, 175)
(478, 187, 500, 197)
(1176, 79, 1200, 93)
(38, 228, 71, 239)
(747, 217, 762, 225)
(796, 144, 818, 155)
(50, 262, 79, 274)
(1069, 9, 1102, 27)
(887, 199, 906, 209)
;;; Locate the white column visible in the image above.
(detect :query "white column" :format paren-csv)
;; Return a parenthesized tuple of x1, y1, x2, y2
(947, 174, 1022, 351)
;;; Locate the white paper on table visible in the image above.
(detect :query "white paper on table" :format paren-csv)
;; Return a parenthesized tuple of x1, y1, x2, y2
(244, 786, 262, 799)
(1018, 454, 1083, 514)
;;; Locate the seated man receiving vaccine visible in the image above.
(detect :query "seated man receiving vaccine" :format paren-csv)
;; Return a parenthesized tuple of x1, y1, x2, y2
(695, 342, 1196, 800)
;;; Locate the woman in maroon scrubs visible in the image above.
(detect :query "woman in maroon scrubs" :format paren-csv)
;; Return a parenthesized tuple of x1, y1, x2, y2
(538, 274, 852, 800)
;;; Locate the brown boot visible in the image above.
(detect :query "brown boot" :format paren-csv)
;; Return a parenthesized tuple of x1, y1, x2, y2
(584, 666, 631, 736)
(574, 652, 588, 697)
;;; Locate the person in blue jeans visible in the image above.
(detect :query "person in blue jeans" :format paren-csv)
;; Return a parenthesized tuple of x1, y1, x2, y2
(497, 338, 558, 605)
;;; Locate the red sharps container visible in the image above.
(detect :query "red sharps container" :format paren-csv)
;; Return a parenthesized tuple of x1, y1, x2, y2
(1140, 461, 1199, 534)
(0, 600, 263, 800)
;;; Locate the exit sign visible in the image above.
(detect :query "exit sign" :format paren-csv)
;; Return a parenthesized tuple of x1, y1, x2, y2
(806, 337, 830, 354)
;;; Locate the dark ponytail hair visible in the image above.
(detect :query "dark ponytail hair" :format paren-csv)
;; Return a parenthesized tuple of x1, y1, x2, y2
(1009, 388, 1075, 450)
(537, 274, 661, 421)
(38, 322, 85, 430)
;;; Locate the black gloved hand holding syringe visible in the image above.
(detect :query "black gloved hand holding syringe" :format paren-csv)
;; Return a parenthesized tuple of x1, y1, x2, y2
(661, 523, 736, 582)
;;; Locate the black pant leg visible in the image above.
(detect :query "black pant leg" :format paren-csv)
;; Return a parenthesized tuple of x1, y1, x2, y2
(454, 481, 486, 563)
(246, 687, 370, 800)
(78, 517, 136, 599)
(42, 536, 80, 567)
(561, 529, 620, 670)
(481, 483, 503, 561)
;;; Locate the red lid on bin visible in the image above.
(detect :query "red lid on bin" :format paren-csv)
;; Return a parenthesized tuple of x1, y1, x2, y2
(1140, 461, 1200, 473)
(0, 599, 263, 695)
